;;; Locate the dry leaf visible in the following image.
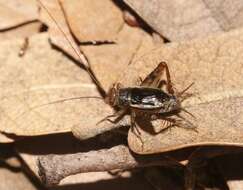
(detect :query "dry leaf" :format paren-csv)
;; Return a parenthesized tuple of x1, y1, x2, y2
(38, 0, 88, 65)
(0, 21, 41, 41)
(0, 0, 38, 30)
(0, 167, 37, 190)
(115, 28, 243, 154)
(124, 0, 243, 41)
(81, 24, 155, 91)
(61, 0, 124, 42)
(0, 33, 110, 142)
(38, 0, 156, 91)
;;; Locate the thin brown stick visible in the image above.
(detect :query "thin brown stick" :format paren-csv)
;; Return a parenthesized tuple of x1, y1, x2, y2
(38, 145, 183, 186)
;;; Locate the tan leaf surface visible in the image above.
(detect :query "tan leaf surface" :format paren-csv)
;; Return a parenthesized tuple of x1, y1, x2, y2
(124, 0, 243, 41)
(38, 0, 88, 65)
(122, 29, 243, 154)
(0, 33, 113, 142)
(38, 0, 156, 92)
(0, 0, 38, 30)
(81, 24, 156, 92)
(0, 21, 41, 41)
(61, 0, 124, 42)
(0, 167, 37, 190)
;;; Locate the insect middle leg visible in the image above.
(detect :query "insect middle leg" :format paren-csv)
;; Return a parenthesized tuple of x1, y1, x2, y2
(151, 113, 197, 133)
(130, 110, 145, 147)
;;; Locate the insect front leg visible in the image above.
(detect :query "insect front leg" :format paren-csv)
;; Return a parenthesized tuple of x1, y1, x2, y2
(96, 108, 128, 125)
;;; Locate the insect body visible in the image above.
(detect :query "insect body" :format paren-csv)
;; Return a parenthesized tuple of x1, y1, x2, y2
(112, 87, 179, 112)
(103, 62, 194, 137)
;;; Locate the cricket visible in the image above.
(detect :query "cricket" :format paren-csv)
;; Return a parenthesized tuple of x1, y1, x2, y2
(37, 0, 196, 140)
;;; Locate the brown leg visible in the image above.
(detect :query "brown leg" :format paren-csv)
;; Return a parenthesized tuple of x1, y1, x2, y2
(130, 111, 141, 136)
(177, 82, 194, 100)
(153, 114, 197, 133)
(174, 114, 198, 132)
(130, 110, 144, 148)
(96, 109, 127, 125)
(159, 62, 174, 95)
(140, 62, 175, 94)
(140, 62, 166, 88)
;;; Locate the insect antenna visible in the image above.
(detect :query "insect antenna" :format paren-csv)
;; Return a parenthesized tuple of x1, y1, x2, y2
(177, 82, 194, 99)
(17, 95, 103, 119)
(180, 107, 196, 119)
(37, 0, 106, 97)
(29, 96, 103, 111)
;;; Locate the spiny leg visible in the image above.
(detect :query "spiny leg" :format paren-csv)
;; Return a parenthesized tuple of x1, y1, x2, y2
(177, 82, 195, 101)
(140, 62, 166, 88)
(130, 110, 144, 148)
(175, 113, 198, 132)
(96, 108, 127, 125)
(153, 114, 197, 133)
(130, 111, 141, 136)
(140, 61, 175, 95)
(155, 116, 178, 133)
(159, 62, 174, 95)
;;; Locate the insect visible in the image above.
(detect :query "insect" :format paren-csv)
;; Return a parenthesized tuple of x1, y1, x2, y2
(103, 61, 195, 137)
(37, 0, 195, 140)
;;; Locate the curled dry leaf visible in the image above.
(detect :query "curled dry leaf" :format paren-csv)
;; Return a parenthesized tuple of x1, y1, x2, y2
(0, 33, 113, 142)
(124, 0, 243, 41)
(61, 0, 124, 42)
(0, 0, 38, 30)
(118, 29, 243, 154)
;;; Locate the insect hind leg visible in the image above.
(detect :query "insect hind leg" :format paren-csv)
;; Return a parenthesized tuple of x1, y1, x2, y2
(130, 111, 145, 149)
(174, 114, 198, 132)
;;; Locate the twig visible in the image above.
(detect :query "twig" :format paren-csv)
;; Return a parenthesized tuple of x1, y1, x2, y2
(38, 145, 183, 186)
